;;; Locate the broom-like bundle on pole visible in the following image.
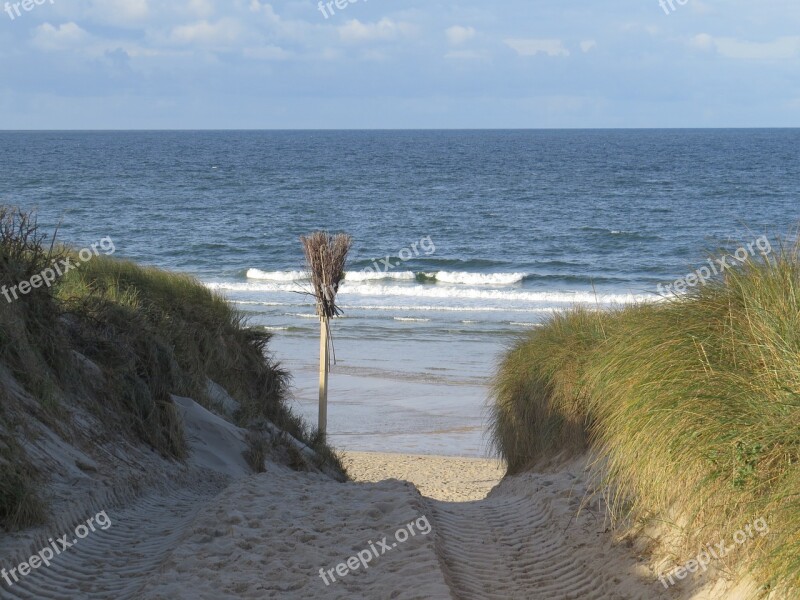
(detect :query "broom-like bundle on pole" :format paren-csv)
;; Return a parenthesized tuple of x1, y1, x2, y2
(300, 231, 352, 438)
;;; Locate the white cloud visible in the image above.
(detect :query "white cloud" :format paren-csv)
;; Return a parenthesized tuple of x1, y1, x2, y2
(247, 1, 321, 44)
(168, 19, 243, 46)
(690, 33, 714, 50)
(505, 38, 569, 58)
(691, 34, 800, 59)
(338, 18, 416, 44)
(445, 25, 476, 46)
(248, 0, 280, 24)
(32, 22, 90, 51)
(87, 0, 150, 27)
(186, 0, 215, 19)
(580, 40, 596, 53)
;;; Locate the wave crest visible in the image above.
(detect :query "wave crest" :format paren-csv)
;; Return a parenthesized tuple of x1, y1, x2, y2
(246, 269, 308, 281)
(245, 268, 527, 286)
(433, 271, 526, 285)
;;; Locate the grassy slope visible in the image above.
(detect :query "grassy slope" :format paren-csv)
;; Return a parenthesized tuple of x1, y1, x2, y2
(0, 209, 344, 531)
(491, 243, 800, 597)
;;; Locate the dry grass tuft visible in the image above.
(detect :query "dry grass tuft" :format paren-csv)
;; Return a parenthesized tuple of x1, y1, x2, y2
(243, 431, 270, 474)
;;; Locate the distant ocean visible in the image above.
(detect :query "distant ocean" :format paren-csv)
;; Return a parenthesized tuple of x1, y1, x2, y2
(2, 130, 798, 456)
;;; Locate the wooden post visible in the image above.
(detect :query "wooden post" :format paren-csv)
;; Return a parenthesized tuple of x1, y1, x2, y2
(318, 315, 330, 437)
(301, 231, 351, 439)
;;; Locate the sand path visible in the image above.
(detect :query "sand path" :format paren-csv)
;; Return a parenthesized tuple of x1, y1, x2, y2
(2, 449, 670, 599)
(0, 455, 666, 600)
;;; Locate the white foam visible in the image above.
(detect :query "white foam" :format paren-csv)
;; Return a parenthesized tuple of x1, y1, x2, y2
(245, 269, 526, 286)
(434, 271, 527, 285)
(210, 281, 654, 305)
(345, 305, 558, 313)
(246, 269, 308, 282)
(233, 300, 289, 307)
(245, 269, 419, 283)
(393, 317, 431, 322)
(345, 270, 417, 282)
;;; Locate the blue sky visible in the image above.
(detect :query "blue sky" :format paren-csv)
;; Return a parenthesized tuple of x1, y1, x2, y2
(1, 0, 799, 128)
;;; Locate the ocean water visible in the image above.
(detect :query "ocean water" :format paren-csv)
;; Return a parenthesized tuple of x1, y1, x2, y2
(1, 130, 798, 456)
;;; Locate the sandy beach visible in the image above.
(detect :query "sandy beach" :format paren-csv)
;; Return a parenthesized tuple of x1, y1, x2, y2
(343, 452, 506, 501)
(127, 452, 674, 599)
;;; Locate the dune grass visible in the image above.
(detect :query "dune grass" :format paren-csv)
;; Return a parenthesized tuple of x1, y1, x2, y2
(0, 207, 345, 531)
(56, 256, 350, 473)
(491, 239, 800, 596)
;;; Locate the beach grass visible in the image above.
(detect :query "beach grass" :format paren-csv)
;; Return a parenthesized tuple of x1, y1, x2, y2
(0, 207, 345, 531)
(491, 238, 800, 596)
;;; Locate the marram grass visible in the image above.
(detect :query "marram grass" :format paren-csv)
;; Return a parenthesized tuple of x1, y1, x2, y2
(491, 239, 800, 597)
(0, 208, 346, 530)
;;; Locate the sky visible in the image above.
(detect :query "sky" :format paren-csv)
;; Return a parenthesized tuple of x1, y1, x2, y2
(0, 0, 799, 129)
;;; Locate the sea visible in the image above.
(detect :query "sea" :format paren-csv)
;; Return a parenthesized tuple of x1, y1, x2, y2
(1, 130, 798, 457)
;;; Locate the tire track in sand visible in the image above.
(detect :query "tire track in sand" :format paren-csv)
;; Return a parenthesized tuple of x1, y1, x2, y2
(428, 472, 670, 600)
(1, 474, 228, 600)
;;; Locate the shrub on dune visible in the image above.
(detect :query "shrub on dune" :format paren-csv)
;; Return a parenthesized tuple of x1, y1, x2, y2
(491, 237, 800, 596)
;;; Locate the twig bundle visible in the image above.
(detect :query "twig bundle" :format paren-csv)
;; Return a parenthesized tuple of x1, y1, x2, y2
(300, 231, 352, 319)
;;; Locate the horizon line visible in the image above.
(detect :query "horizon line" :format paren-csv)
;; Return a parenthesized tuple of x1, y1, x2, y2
(2, 127, 800, 133)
